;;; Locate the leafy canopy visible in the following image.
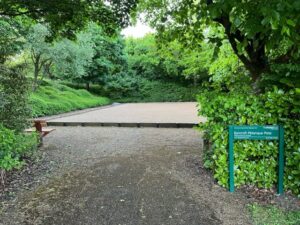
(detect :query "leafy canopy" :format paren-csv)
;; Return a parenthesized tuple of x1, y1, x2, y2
(0, 17, 26, 63)
(125, 34, 214, 83)
(139, 0, 300, 85)
(0, 0, 138, 36)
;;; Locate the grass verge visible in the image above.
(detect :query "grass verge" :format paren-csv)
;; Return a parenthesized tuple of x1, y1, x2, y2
(249, 203, 300, 225)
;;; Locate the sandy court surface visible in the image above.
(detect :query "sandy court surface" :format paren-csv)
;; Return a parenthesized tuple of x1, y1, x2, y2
(47, 102, 205, 124)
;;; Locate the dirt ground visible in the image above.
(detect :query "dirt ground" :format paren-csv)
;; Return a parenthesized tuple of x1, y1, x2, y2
(0, 127, 255, 225)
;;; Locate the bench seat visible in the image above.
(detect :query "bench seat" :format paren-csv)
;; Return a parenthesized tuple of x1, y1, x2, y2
(25, 127, 56, 137)
(25, 119, 55, 142)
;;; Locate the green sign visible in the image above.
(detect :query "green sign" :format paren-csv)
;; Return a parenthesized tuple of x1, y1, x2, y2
(233, 125, 279, 140)
(228, 125, 284, 195)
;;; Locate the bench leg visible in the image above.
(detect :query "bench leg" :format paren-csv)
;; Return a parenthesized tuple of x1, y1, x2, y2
(37, 133, 43, 147)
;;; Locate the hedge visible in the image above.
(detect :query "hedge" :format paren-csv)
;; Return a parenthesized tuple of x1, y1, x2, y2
(198, 87, 300, 196)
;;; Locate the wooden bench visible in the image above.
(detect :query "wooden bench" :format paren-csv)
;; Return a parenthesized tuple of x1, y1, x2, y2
(25, 119, 55, 145)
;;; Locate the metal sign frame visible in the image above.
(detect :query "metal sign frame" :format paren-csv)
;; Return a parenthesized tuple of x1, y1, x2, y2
(228, 125, 284, 194)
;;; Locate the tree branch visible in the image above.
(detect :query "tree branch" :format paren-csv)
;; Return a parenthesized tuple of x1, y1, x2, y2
(214, 16, 253, 71)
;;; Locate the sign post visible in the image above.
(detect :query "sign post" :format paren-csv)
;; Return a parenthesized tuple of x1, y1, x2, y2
(228, 125, 284, 194)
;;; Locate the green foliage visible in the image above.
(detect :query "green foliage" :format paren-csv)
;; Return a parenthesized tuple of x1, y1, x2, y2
(140, 0, 300, 85)
(125, 35, 161, 80)
(52, 23, 127, 86)
(25, 23, 53, 87)
(179, 42, 214, 82)
(249, 203, 300, 225)
(106, 75, 200, 102)
(0, 17, 25, 63)
(85, 23, 128, 84)
(60, 81, 104, 96)
(0, 124, 37, 171)
(64, 74, 199, 102)
(0, 65, 31, 132)
(0, 0, 137, 37)
(52, 32, 94, 81)
(57, 33, 205, 102)
(262, 61, 300, 90)
(102, 73, 139, 99)
(208, 42, 250, 90)
(132, 79, 199, 102)
(30, 81, 110, 117)
(26, 24, 52, 57)
(198, 88, 300, 195)
(125, 34, 213, 83)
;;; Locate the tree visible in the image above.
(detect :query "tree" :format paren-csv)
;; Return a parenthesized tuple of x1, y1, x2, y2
(139, 0, 300, 88)
(0, 65, 31, 132)
(125, 34, 212, 84)
(51, 23, 127, 90)
(125, 34, 161, 79)
(0, 17, 25, 63)
(25, 24, 53, 89)
(85, 23, 128, 89)
(52, 32, 95, 85)
(179, 42, 215, 85)
(0, 0, 138, 37)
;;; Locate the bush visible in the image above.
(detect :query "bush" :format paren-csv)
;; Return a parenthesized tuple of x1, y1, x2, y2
(102, 74, 200, 102)
(135, 78, 200, 102)
(0, 65, 31, 132)
(0, 124, 37, 172)
(102, 73, 140, 99)
(198, 87, 300, 196)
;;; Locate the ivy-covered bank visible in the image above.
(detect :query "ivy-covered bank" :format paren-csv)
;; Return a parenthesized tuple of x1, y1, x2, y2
(30, 81, 111, 117)
(199, 88, 300, 196)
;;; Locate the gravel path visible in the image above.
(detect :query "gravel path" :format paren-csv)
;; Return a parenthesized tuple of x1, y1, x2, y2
(47, 102, 206, 124)
(0, 127, 251, 225)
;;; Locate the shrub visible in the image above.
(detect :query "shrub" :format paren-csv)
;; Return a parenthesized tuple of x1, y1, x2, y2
(0, 124, 37, 172)
(0, 65, 31, 132)
(102, 74, 200, 102)
(102, 72, 140, 99)
(198, 87, 300, 196)
(135, 78, 200, 102)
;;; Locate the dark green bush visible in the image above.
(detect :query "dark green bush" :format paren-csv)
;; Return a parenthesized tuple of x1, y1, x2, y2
(63, 75, 200, 103)
(0, 124, 37, 171)
(102, 73, 140, 99)
(134, 78, 200, 102)
(198, 87, 300, 196)
(102, 74, 200, 102)
(0, 65, 31, 132)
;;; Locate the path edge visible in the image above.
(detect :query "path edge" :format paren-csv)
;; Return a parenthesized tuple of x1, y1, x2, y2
(39, 103, 123, 121)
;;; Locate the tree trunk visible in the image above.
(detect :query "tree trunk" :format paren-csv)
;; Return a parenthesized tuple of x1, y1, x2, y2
(86, 82, 90, 91)
(43, 61, 53, 79)
(193, 76, 198, 87)
(220, 18, 268, 92)
(33, 56, 40, 91)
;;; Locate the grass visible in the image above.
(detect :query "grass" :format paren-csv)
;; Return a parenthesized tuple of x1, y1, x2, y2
(249, 204, 300, 225)
(30, 81, 111, 117)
